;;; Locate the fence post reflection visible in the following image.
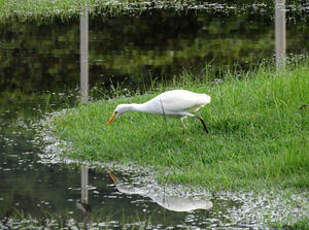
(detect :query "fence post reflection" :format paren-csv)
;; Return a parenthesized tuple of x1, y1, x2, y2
(81, 166, 89, 204)
(275, 0, 286, 69)
(80, 0, 89, 205)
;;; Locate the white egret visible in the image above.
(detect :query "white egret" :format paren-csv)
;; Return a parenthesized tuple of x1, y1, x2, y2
(106, 89, 211, 133)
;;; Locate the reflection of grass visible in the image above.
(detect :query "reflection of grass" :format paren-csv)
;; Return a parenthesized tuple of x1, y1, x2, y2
(52, 61, 309, 190)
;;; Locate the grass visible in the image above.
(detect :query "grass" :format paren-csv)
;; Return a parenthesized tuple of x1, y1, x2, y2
(1, 0, 305, 22)
(51, 62, 309, 191)
(0, 0, 194, 22)
(272, 219, 309, 230)
(1, 0, 114, 22)
(0, 0, 184, 22)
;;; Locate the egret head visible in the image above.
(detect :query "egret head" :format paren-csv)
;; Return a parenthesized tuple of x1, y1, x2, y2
(106, 104, 130, 126)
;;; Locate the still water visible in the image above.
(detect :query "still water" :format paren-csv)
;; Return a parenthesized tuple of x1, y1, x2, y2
(0, 2, 308, 229)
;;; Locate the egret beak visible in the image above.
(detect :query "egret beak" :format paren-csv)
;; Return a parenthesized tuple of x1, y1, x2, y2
(108, 171, 119, 184)
(106, 113, 117, 126)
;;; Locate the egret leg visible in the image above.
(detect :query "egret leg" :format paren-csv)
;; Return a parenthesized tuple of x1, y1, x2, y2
(180, 117, 187, 135)
(180, 117, 187, 129)
(194, 116, 209, 134)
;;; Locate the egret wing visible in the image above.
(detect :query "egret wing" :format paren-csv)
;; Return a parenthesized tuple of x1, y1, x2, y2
(158, 90, 210, 113)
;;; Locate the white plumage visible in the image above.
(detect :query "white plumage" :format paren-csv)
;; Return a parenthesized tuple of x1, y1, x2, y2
(107, 89, 211, 133)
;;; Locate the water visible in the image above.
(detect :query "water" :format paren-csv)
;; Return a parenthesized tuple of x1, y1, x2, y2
(1, 4, 308, 98)
(0, 2, 308, 229)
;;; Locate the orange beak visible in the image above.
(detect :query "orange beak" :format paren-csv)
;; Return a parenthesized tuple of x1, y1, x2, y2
(106, 112, 117, 126)
(108, 171, 119, 184)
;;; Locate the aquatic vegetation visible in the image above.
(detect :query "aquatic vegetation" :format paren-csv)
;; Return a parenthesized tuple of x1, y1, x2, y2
(50, 60, 309, 190)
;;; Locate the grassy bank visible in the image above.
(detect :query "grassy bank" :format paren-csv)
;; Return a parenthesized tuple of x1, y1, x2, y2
(52, 63, 309, 190)
(1, 0, 306, 22)
(1, 0, 229, 22)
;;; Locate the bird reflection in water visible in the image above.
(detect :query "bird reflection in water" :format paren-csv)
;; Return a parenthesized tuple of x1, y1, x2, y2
(108, 171, 213, 212)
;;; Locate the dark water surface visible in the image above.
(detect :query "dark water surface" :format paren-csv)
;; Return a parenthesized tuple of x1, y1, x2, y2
(0, 3, 308, 229)
(1, 5, 308, 98)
